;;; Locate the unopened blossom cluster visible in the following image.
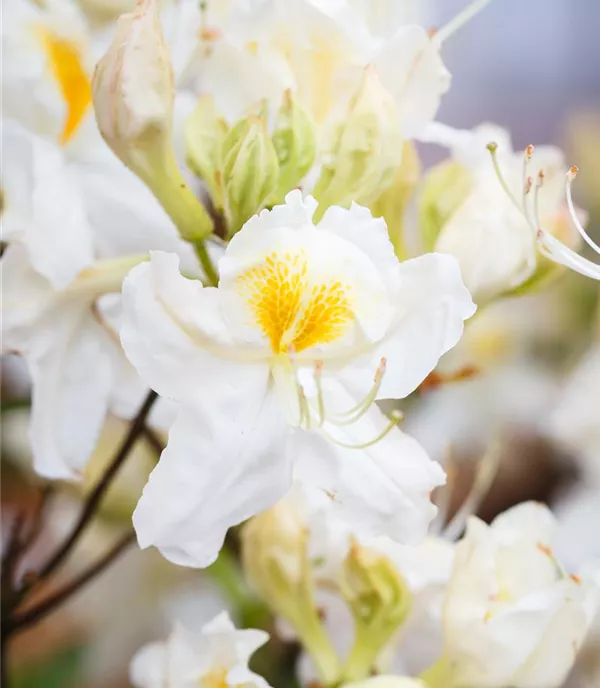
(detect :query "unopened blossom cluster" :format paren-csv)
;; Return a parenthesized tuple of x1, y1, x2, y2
(1, 0, 599, 686)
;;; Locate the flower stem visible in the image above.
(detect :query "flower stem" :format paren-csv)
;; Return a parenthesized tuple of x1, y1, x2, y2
(6, 531, 135, 635)
(419, 655, 454, 688)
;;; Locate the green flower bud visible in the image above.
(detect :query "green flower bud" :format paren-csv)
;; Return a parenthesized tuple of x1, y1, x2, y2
(370, 141, 421, 260)
(185, 95, 228, 210)
(221, 113, 279, 236)
(313, 67, 404, 220)
(341, 540, 412, 681)
(418, 160, 472, 252)
(272, 89, 317, 202)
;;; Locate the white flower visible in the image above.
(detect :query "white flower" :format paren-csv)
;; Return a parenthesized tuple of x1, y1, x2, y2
(130, 612, 270, 688)
(120, 191, 475, 567)
(197, 0, 450, 139)
(1, 0, 202, 479)
(431, 124, 572, 303)
(441, 502, 600, 688)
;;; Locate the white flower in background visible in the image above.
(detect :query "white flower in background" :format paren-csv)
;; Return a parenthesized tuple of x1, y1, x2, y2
(130, 612, 270, 688)
(438, 502, 600, 688)
(1, 0, 203, 479)
(546, 345, 600, 482)
(427, 123, 575, 303)
(120, 191, 475, 567)
(194, 0, 452, 156)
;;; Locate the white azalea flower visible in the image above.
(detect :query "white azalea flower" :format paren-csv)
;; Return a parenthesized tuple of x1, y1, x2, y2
(196, 0, 450, 138)
(439, 502, 600, 688)
(130, 612, 270, 688)
(430, 123, 574, 303)
(120, 191, 476, 566)
(1, 0, 202, 479)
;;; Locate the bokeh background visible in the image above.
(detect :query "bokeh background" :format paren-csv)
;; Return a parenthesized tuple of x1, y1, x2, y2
(2, 0, 599, 686)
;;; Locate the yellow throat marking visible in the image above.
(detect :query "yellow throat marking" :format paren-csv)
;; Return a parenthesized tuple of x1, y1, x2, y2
(38, 28, 92, 144)
(238, 250, 353, 354)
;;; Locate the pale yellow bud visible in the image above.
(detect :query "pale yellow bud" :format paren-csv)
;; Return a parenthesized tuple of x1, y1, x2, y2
(92, 0, 216, 281)
(241, 499, 341, 683)
(314, 67, 404, 218)
(185, 95, 229, 210)
(418, 160, 472, 252)
(221, 113, 279, 236)
(272, 90, 317, 202)
(92, 0, 173, 178)
(341, 540, 412, 680)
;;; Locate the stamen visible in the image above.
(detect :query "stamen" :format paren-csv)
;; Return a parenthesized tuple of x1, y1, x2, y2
(322, 410, 404, 450)
(565, 166, 600, 255)
(326, 358, 387, 426)
(434, 0, 493, 45)
(487, 142, 522, 213)
(537, 542, 569, 580)
(533, 168, 545, 228)
(288, 345, 311, 429)
(314, 360, 326, 427)
(489, 142, 600, 281)
(521, 145, 536, 229)
(443, 440, 501, 541)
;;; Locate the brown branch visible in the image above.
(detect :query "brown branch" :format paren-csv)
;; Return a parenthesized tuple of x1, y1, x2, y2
(35, 390, 157, 583)
(7, 531, 136, 635)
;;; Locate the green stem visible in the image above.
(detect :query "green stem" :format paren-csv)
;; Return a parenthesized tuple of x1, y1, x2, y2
(419, 655, 454, 688)
(143, 151, 219, 285)
(293, 611, 342, 685)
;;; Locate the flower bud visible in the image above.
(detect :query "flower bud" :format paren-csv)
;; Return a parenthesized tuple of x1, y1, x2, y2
(272, 90, 317, 202)
(241, 496, 341, 683)
(313, 67, 403, 218)
(92, 0, 173, 179)
(370, 141, 421, 259)
(185, 95, 228, 210)
(340, 540, 412, 680)
(418, 160, 472, 252)
(221, 113, 279, 236)
(92, 0, 215, 274)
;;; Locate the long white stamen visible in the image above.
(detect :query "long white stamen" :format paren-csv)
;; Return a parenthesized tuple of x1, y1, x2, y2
(443, 441, 500, 541)
(521, 145, 537, 230)
(533, 168, 545, 229)
(327, 358, 387, 427)
(489, 143, 600, 281)
(322, 410, 404, 450)
(434, 0, 493, 45)
(565, 167, 600, 255)
(314, 361, 326, 427)
(487, 143, 523, 213)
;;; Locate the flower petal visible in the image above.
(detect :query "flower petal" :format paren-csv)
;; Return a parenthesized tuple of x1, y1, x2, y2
(120, 251, 253, 407)
(294, 402, 444, 544)
(2, 246, 113, 479)
(133, 381, 292, 568)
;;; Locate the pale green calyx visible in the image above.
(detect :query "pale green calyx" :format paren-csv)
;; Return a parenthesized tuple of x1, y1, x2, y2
(313, 66, 404, 219)
(341, 540, 412, 681)
(418, 160, 472, 252)
(185, 95, 229, 210)
(221, 112, 279, 236)
(272, 90, 317, 203)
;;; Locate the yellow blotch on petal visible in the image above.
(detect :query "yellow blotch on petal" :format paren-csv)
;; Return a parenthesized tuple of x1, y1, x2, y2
(38, 29, 92, 144)
(238, 251, 353, 353)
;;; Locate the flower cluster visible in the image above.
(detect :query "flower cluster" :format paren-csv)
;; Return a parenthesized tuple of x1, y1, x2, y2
(2, 0, 599, 686)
